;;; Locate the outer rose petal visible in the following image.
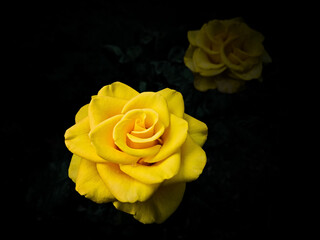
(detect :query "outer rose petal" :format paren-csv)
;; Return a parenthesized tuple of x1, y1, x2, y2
(68, 154, 82, 183)
(89, 115, 140, 164)
(193, 74, 217, 92)
(88, 95, 127, 129)
(121, 92, 170, 127)
(184, 45, 196, 72)
(183, 113, 208, 147)
(120, 151, 181, 184)
(157, 88, 184, 118)
(75, 158, 114, 203)
(97, 162, 160, 203)
(164, 136, 206, 185)
(97, 81, 139, 100)
(187, 30, 200, 46)
(75, 104, 89, 123)
(215, 75, 245, 94)
(230, 62, 262, 80)
(65, 117, 106, 163)
(113, 182, 186, 224)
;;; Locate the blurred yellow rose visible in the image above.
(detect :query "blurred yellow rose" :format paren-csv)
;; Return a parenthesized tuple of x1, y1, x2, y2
(65, 82, 208, 223)
(184, 18, 272, 93)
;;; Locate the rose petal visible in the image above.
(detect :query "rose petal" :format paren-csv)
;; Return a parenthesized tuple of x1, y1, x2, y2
(187, 30, 200, 46)
(89, 114, 140, 164)
(164, 136, 206, 185)
(157, 88, 184, 118)
(206, 19, 227, 40)
(193, 48, 226, 76)
(75, 104, 89, 123)
(193, 74, 217, 92)
(113, 109, 162, 157)
(230, 62, 262, 80)
(183, 113, 208, 147)
(113, 182, 186, 224)
(120, 151, 181, 184)
(88, 95, 127, 129)
(68, 154, 82, 183)
(75, 158, 114, 203)
(184, 45, 196, 72)
(65, 117, 106, 163)
(121, 92, 170, 127)
(97, 162, 160, 203)
(97, 81, 139, 100)
(148, 114, 188, 163)
(215, 76, 245, 94)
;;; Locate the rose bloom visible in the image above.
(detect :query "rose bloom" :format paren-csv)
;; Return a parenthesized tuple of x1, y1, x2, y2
(184, 18, 272, 93)
(64, 82, 208, 223)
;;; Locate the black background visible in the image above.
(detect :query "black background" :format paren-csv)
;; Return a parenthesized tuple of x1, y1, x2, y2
(3, 0, 292, 239)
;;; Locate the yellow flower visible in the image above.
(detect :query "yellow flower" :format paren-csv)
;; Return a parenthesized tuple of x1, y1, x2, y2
(65, 82, 208, 223)
(184, 18, 272, 93)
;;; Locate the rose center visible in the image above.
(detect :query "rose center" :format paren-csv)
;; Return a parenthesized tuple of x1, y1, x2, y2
(113, 109, 165, 157)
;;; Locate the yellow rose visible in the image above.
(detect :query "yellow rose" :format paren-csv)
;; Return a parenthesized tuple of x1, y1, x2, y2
(65, 82, 208, 223)
(184, 18, 272, 93)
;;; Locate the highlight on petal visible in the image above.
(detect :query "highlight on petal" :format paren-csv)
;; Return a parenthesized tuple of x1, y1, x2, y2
(65, 117, 106, 163)
(121, 92, 170, 127)
(193, 74, 217, 92)
(75, 158, 114, 203)
(113, 182, 186, 224)
(88, 95, 127, 129)
(164, 136, 206, 185)
(75, 104, 89, 123)
(89, 115, 140, 164)
(183, 113, 208, 147)
(157, 88, 184, 118)
(120, 151, 181, 184)
(68, 154, 82, 183)
(97, 162, 160, 203)
(150, 114, 188, 163)
(97, 81, 139, 100)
